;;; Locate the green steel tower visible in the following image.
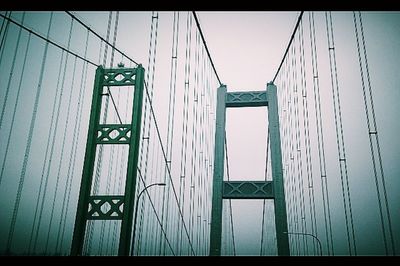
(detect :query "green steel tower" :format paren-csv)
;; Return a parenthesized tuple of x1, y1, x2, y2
(71, 65, 144, 256)
(209, 83, 290, 256)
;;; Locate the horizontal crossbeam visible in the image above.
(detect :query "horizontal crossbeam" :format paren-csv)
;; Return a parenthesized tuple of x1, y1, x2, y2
(87, 195, 124, 220)
(103, 68, 136, 86)
(225, 91, 268, 107)
(223, 181, 274, 199)
(96, 124, 131, 144)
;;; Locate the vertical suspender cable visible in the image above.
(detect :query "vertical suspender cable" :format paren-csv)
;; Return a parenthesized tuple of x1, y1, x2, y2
(0, 12, 25, 187)
(138, 11, 161, 256)
(86, 11, 113, 255)
(33, 18, 74, 254)
(298, 16, 318, 255)
(162, 11, 180, 255)
(99, 10, 119, 255)
(137, 11, 159, 255)
(143, 74, 197, 256)
(40, 49, 66, 253)
(0, 11, 11, 67)
(136, 170, 176, 255)
(5, 12, 53, 254)
(29, 50, 65, 253)
(288, 45, 300, 255)
(353, 11, 395, 255)
(188, 28, 200, 251)
(292, 31, 309, 255)
(260, 130, 270, 255)
(0, 12, 24, 130)
(54, 55, 78, 253)
(57, 29, 91, 255)
(134, 11, 154, 254)
(0, 33, 31, 195)
(308, 11, 334, 255)
(178, 11, 193, 255)
(0, 11, 10, 53)
(325, 11, 357, 255)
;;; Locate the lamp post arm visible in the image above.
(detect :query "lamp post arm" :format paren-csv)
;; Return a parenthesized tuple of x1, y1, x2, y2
(304, 233, 322, 256)
(131, 182, 166, 255)
(137, 183, 160, 200)
(284, 232, 323, 256)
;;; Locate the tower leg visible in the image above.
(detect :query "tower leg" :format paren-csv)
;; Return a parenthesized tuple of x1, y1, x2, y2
(267, 82, 290, 256)
(209, 85, 227, 256)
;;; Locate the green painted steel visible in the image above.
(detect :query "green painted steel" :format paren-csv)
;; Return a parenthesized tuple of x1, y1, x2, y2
(87, 196, 124, 220)
(118, 65, 144, 256)
(70, 65, 145, 256)
(267, 82, 290, 255)
(103, 68, 137, 86)
(71, 66, 104, 256)
(209, 85, 227, 256)
(223, 181, 274, 199)
(96, 124, 132, 144)
(225, 90, 268, 107)
(209, 83, 289, 256)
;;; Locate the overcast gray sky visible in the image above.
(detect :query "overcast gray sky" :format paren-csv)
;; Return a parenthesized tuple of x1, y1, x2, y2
(0, 11, 399, 256)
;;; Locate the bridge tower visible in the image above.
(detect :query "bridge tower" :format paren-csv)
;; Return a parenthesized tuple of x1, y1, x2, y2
(209, 83, 290, 256)
(71, 65, 144, 256)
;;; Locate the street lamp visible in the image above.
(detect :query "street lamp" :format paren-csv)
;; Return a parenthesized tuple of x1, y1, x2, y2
(283, 231, 323, 256)
(131, 182, 166, 255)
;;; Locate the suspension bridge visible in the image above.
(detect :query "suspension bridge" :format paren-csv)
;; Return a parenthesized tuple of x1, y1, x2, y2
(0, 11, 398, 256)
